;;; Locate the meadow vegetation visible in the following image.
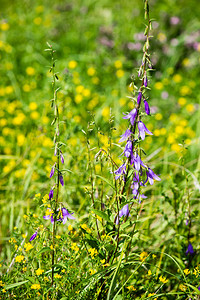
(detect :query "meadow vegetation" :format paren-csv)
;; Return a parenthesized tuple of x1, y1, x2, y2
(0, 0, 200, 299)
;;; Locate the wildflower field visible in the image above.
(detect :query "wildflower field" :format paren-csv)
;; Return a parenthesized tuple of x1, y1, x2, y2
(0, 0, 200, 299)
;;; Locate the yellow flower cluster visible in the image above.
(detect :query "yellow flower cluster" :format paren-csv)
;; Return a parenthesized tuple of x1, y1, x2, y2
(148, 293, 157, 299)
(80, 223, 91, 233)
(88, 248, 98, 259)
(31, 284, 41, 290)
(24, 243, 33, 252)
(36, 268, 44, 276)
(54, 274, 62, 279)
(71, 242, 79, 252)
(140, 251, 148, 262)
(159, 275, 168, 284)
(15, 255, 25, 263)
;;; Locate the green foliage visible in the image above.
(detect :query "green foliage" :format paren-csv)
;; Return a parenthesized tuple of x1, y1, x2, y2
(0, 0, 200, 299)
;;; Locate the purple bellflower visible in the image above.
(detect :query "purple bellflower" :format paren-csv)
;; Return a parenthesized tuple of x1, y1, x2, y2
(29, 231, 38, 242)
(50, 165, 55, 178)
(59, 174, 64, 186)
(49, 188, 54, 200)
(132, 153, 146, 171)
(124, 140, 133, 158)
(186, 243, 194, 255)
(138, 121, 153, 140)
(146, 168, 161, 185)
(144, 99, 150, 115)
(116, 204, 131, 225)
(59, 208, 75, 224)
(43, 208, 54, 223)
(114, 163, 126, 180)
(123, 108, 137, 126)
(60, 153, 64, 164)
(137, 92, 142, 105)
(119, 129, 132, 143)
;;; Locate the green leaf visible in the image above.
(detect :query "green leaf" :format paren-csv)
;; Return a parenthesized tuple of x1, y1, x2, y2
(95, 175, 115, 190)
(5, 280, 29, 290)
(92, 209, 111, 222)
(36, 247, 52, 256)
(107, 242, 127, 300)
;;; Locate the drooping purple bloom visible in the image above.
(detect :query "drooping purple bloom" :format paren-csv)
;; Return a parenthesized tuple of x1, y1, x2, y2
(186, 243, 194, 255)
(116, 204, 131, 225)
(146, 168, 161, 185)
(132, 154, 146, 171)
(61, 208, 75, 224)
(123, 108, 137, 126)
(138, 121, 153, 140)
(43, 208, 54, 223)
(119, 129, 132, 143)
(144, 99, 150, 115)
(137, 92, 142, 105)
(185, 219, 189, 226)
(59, 174, 64, 186)
(114, 163, 126, 180)
(198, 286, 200, 291)
(49, 189, 54, 200)
(124, 140, 133, 158)
(60, 153, 64, 164)
(50, 166, 55, 178)
(29, 231, 38, 242)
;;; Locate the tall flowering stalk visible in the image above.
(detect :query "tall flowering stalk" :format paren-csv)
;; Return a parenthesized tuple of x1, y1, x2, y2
(111, 0, 160, 260)
(44, 43, 75, 285)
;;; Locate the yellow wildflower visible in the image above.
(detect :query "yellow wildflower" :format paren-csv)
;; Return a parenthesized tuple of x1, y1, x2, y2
(89, 269, 96, 275)
(15, 255, 25, 263)
(24, 243, 33, 252)
(44, 276, 49, 281)
(92, 77, 99, 84)
(155, 113, 163, 120)
(36, 268, 44, 276)
(180, 85, 191, 96)
(140, 251, 148, 261)
(1, 23, 9, 31)
(54, 274, 62, 279)
(26, 67, 35, 76)
(87, 67, 96, 76)
(116, 69, 124, 78)
(68, 224, 73, 231)
(178, 97, 186, 106)
(183, 269, 190, 275)
(68, 60, 77, 69)
(126, 285, 136, 291)
(173, 74, 182, 83)
(148, 293, 157, 299)
(88, 247, 98, 259)
(154, 82, 163, 90)
(159, 275, 168, 284)
(31, 284, 41, 290)
(102, 107, 110, 118)
(186, 104, 195, 113)
(80, 223, 91, 233)
(114, 60, 123, 69)
(29, 102, 37, 110)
